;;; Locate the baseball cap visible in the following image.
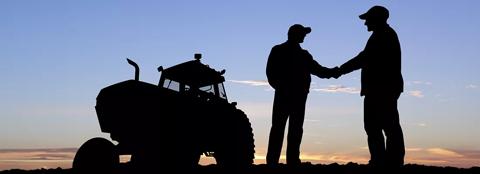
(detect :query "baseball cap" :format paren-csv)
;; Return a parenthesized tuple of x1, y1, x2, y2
(288, 24, 311, 35)
(359, 6, 389, 21)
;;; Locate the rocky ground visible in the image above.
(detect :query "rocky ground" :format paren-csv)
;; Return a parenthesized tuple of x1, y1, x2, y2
(0, 163, 478, 174)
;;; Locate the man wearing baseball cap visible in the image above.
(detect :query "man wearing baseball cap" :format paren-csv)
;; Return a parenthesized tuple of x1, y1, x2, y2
(266, 24, 337, 166)
(334, 6, 405, 169)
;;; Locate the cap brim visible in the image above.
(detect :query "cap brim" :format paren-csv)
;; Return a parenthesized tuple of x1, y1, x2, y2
(304, 27, 311, 34)
(359, 13, 368, 20)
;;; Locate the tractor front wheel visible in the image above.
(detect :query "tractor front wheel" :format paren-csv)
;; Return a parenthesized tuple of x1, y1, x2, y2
(72, 137, 119, 173)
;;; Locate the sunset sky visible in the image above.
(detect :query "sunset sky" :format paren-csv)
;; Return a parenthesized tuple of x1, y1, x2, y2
(1, 0, 479, 170)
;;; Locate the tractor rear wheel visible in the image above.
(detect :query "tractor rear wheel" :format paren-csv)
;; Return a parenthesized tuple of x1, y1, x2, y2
(213, 109, 255, 171)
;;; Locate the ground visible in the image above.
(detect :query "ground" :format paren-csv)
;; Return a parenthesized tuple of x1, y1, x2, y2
(0, 163, 478, 174)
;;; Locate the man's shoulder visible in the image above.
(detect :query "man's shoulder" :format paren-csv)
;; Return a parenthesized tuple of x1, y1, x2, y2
(378, 25, 399, 37)
(273, 42, 287, 49)
(270, 43, 288, 53)
(301, 48, 312, 57)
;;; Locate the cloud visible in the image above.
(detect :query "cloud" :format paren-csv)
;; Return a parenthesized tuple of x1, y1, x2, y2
(408, 90, 424, 98)
(417, 123, 427, 127)
(426, 148, 464, 158)
(311, 85, 360, 94)
(457, 149, 480, 160)
(0, 148, 76, 161)
(405, 81, 430, 98)
(228, 80, 273, 91)
(466, 84, 478, 89)
(0, 148, 77, 170)
(407, 81, 432, 86)
(402, 147, 480, 168)
(228, 80, 361, 94)
(228, 80, 270, 87)
(406, 148, 423, 152)
(252, 152, 369, 165)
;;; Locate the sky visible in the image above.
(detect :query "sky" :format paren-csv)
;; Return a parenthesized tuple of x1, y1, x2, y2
(1, 0, 480, 170)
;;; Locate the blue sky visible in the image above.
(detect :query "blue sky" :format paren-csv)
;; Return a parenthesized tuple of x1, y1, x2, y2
(1, 0, 479, 169)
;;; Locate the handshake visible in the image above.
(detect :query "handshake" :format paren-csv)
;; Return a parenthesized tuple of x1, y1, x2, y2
(324, 67, 343, 79)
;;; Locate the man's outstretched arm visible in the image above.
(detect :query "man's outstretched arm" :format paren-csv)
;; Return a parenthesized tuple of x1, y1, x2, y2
(309, 57, 336, 79)
(339, 51, 366, 75)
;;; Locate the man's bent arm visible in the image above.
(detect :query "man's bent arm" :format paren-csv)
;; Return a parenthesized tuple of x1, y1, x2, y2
(266, 47, 280, 89)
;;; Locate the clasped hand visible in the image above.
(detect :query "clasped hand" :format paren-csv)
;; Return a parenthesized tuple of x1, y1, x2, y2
(325, 67, 342, 79)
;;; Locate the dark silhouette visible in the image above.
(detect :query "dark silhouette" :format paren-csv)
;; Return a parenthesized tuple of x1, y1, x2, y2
(334, 6, 405, 169)
(73, 54, 255, 173)
(266, 24, 338, 166)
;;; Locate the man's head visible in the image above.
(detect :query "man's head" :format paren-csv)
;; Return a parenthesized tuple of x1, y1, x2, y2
(288, 24, 311, 43)
(359, 6, 389, 32)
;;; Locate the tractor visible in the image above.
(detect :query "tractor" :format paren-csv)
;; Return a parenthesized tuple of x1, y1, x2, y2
(72, 54, 255, 173)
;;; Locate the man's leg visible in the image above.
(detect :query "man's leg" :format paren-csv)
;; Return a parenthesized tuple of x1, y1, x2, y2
(383, 93, 405, 167)
(364, 95, 386, 167)
(267, 92, 290, 165)
(286, 92, 308, 165)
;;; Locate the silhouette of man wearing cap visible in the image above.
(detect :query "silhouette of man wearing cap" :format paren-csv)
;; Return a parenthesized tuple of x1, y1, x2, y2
(334, 6, 405, 168)
(266, 24, 337, 166)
